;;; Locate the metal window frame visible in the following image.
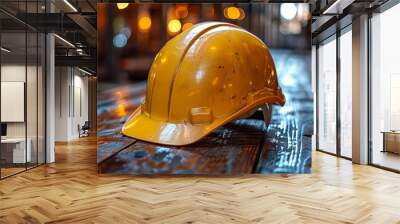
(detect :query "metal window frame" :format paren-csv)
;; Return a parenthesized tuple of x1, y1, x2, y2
(315, 21, 353, 162)
(315, 0, 400, 172)
(367, 0, 400, 173)
(0, 14, 2, 179)
(315, 32, 338, 156)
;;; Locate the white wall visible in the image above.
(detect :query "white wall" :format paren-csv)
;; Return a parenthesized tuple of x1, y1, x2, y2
(1, 64, 45, 163)
(54, 67, 89, 141)
(0, 65, 40, 138)
(72, 73, 89, 137)
(55, 66, 69, 141)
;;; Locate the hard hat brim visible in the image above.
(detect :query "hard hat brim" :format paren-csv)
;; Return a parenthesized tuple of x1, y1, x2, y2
(122, 89, 285, 146)
(121, 106, 211, 146)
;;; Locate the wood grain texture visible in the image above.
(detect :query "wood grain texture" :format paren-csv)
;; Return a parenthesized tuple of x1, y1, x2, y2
(97, 51, 313, 175)
(1, 137, 400, 223)
(99, 119, 266, 175)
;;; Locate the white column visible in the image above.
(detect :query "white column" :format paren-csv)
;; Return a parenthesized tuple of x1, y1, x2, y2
(46, 33, 55, 163)
(311, 45, 317, 151)
(45, 1, 55, 163)
(352, 14, 369, 164)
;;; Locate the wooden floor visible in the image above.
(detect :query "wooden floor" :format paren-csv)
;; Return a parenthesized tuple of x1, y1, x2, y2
(1, 167, 26, 178)
(0, 137, 399, 223)
(372, 150, 400, 171)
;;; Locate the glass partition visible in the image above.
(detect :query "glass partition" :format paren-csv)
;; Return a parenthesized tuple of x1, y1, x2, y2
(0, 1, 46, 179)
(317, 36, 337, 154)
(27, 31, 38, 169)
(339, 29, 352, 158)
(0, 31, 28, 177)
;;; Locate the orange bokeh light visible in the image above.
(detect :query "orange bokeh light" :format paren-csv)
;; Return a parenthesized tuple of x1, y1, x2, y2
(115, 105, 127, 117)
(225, 6, 241, 20)
(182, 22, 193, 31)
(238, 8, 246, 20)
(175, 4, 188, 19)
(115, 100, 128, 117)
(138, 16, 152, 32)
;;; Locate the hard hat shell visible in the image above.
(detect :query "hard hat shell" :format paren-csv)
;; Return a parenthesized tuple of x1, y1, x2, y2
(122, 22, 285, 146)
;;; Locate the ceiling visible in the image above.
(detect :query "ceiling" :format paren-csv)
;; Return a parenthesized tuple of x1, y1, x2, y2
(0, 0, 392, 73)
(0, 0, 97, 72)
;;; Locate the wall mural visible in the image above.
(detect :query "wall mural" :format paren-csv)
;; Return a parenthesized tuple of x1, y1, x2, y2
(97, 3, 313, 175)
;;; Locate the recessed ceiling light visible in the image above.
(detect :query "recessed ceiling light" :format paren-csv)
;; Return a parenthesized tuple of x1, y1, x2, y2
(323, 0, 354, 15)
(63, 0, 78, 12)
(1, 47, 11, 53)
(78, 67, 93, 76)
(54, 34, 75, 48)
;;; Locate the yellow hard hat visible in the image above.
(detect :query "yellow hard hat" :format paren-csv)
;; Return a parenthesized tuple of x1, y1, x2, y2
(122, 22, 285, 146)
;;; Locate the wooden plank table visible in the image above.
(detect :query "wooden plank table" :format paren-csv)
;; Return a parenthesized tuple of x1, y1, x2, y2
(97, 51, 313, 175)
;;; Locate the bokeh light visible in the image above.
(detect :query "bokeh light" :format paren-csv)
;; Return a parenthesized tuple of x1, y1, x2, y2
(238, 7, 246, 20)
(113, 16, 125, 33)
(182, 22, 193, 31)
(288, 20, 301, 34)
(113, 33, 128, 48)
(120, 27, 132, 38)
(175, 4, 188, 19)
(168, 19, 182, 33)
(116, 3, 129, 10)
(115, 101, 128, 117)
(297, 4, 310, 22)
(280, 3, 297, 21)
(138, 16, 152, 32)
(225, 6, 241, 20)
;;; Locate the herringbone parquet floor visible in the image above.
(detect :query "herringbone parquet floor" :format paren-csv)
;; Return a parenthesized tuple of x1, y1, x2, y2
(1, 137, 400, 224)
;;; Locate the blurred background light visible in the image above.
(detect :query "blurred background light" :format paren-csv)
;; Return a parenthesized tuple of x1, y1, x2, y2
(113, 33, 128, 48)
(168, 19, 182, 33)
(175, 4, 189, 19)
(182, 22, 193, 31)
(113, 16, 125, 33)
(120, 27, 132, 38)
(280, 3, 297, 21)
(1, 47, 11, 53)
(138, 16, 152, 32)
(76, 48, 83, 55)
(238, 7, 246, 20)
(224, 6, 241, 20)
(296, 4, 310, 22)
(115, 100, 128, 117)
(207, 6, 215, 18)
(99, 3, 311, 84)
(117, 3, 129, 10)
(288, 21, 301, 34)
